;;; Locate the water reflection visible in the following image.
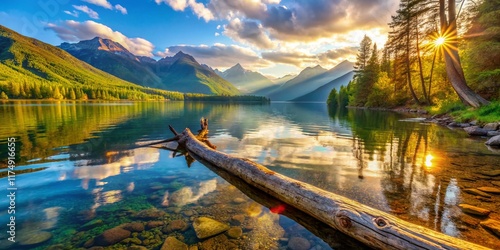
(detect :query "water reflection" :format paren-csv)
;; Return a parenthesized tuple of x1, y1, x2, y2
(0, 102, 498, 249)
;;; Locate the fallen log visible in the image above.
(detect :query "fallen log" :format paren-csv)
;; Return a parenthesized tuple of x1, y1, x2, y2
(165, 119, 490, 250)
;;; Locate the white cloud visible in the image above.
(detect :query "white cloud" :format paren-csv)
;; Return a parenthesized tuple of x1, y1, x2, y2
(64, 10, 79, 17)
(155, 43, 271, 70)
(46, 20, 154, 56)
(82, 0, 113, 9)
(157, 0, 188, 11)
(114, 4, 128, 15)
(215, 32, 220, 36)
(224, 18, 274, 49)
(73, 5, 99, 19)
(156, 0, 213, 22)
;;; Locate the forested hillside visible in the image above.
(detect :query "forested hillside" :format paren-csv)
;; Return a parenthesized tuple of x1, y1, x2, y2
(0, 25, 184, 101)
(329, 0, 499, 111)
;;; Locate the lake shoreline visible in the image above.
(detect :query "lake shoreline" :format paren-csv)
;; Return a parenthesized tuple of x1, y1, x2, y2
(345, 105, 500, 148)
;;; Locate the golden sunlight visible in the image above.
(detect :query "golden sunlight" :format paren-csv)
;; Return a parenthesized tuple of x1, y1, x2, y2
(434, 36, 446, 47)
(425, 154, 434, 168)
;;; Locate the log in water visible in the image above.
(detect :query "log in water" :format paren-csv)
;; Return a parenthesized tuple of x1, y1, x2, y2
(168, 120, 490, 250)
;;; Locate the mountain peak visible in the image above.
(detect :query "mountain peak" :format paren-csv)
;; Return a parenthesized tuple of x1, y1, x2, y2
(228, 63, 245, 72)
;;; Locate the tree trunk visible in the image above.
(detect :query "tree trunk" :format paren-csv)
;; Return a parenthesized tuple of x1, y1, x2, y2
(415, 15, 429, 104)
(406, 21, 421, 105)
(439, 0, 489, 107)
(167, 121, 489, 250)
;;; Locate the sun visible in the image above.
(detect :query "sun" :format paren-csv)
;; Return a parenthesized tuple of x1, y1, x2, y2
(435, 36, 446, 47)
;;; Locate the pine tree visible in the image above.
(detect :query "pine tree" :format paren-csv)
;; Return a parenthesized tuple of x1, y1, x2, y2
(0, 91, 8, 100)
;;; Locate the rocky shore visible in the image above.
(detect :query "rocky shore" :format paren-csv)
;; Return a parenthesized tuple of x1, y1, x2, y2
(424, 114, 500, 148)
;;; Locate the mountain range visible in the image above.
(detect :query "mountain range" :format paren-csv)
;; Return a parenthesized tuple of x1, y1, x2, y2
(266, 60, 354, 101)
(0, 24, 354, 102)
(0, 25, 183, 100)
(59, 37, 239, 95)
(216, 63, 275, 94)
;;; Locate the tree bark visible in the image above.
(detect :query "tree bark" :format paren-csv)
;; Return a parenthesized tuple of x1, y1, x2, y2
(439, 0, 489, 107)
(169, 121, 489, 250)
(415, 15, 429, 104)
(406, 21, 421, 105)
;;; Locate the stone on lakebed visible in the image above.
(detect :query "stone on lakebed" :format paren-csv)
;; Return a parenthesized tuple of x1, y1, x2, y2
(463, 188, 491, 198)
(161, 237, 188, 250)
(459, 204, 491, 217)
(480, 219, 500, 238)
(477, 187, 500, 194)
(94, 227, 131, 246)
(193, 217, 230, 239)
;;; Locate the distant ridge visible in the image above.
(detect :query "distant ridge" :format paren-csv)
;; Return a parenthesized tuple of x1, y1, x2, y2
(60, 38, 239, 95)
(218, 63, 275, 94)
(293, 71, 354, 102)
(266, 61, 354, 101)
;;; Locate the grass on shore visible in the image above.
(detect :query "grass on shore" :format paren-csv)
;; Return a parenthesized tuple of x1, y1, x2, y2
(428, 100, 500, 124)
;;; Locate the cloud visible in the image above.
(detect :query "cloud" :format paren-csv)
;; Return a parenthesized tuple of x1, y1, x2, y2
(261, 51, 316, 67)
(262, 47, 357, 67)
(83, 0, 113, 9)
(46, 20, 154, 56)
(224, 18, 274, 49)
(156, 0, 213, 21)
(259, 0, 398, 42)
(73, 5, 99, 19)
(64, 10, 79, 17)
(155, 43, 271, 69)
(207, 0, 269, 20)
(115, 4, 127, 15)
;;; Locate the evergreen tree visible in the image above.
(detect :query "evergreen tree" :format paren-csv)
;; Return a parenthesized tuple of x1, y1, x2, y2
(0, 91, 8, 100)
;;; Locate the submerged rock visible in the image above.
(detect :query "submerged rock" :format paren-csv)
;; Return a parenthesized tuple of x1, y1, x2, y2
(18, 231, 52, 246)
(161, 237, 188, 250)
(80, 219, 103, 231)
(477, 187, 500, 194)
(146, 221, 164, 229)
(121, 222, 145, 232)
(193, 217, 230, 239)
(231, 214, 245, 225)
(492, 181, 500, 187)
(463, 188, 491, 198)
(226, 227, 243, 239)
(485, 135, 500, 147)
(464, 126, 489, 136)
(480, 219, 500, 238)
(200, 234, 230, 250)
(287, 237, 311, 250)
(94, 227, 131, 246)
(164, 220, 189, 233)
(459, 204, 491, 216)
(133, 208, 166, 220)
(479, 170, 500, 177)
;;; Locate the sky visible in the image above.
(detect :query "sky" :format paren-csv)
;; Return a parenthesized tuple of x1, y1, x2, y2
(0, 0, 399, 77)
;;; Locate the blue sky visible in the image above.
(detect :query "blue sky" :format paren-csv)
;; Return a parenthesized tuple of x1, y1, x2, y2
(0, 0, 399, 77)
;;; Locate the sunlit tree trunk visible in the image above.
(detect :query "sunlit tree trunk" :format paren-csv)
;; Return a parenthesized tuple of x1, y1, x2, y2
(415, 15, 429, 104)
(439, 0, 489, 107)
(406, 20, 421, 104)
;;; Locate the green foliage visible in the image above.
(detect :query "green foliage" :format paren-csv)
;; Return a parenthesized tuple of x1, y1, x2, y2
(0, 91, 7, 99)
(327, 88, 338, 108)
(429, 99, 466, 115)
(463, 0, 500, 100)
(452, 101, 500, 123)
(351, 38, 380, 106)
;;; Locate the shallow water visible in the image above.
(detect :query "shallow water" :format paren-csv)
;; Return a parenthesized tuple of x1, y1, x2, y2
(0, 101, 499, 249)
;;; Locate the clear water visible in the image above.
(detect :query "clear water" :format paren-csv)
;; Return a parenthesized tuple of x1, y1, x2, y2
(0, 101, 499, 249)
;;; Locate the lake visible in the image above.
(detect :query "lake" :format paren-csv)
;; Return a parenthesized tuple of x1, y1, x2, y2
(0, 101, 499, 249)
